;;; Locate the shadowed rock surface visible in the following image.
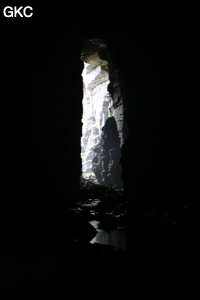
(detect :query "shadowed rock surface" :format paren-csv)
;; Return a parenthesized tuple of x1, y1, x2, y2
(92, 117, 123, 188)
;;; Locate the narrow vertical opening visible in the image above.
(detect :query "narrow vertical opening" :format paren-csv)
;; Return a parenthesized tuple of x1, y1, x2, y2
(80, 38, 127, 190)
(78, 39, 128, 251)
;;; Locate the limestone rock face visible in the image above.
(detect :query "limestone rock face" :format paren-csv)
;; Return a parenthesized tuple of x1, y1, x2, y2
(108, 65, 127, 147)
(81, 39, 126, 187)
(92, 117, 123, 188)
(81, 56, 112, 175)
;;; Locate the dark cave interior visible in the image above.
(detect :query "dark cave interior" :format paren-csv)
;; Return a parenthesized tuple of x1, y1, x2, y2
(1, 2, 199, 298)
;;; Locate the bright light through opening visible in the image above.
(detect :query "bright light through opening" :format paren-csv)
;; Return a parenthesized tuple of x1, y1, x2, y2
(81, 60, 113, 183)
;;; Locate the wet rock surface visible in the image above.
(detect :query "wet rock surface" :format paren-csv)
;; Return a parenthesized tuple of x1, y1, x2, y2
(77, 181, 127, 229)
(1, 184, 128, 299)
(2, 184, 200, 298)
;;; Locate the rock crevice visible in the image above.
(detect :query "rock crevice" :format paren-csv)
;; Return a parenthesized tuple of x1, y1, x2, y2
(81, 39, 127, 187)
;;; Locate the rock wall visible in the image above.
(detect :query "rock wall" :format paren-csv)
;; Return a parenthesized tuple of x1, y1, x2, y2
(92, 117, 123, 188)
(108, 52, 128, 146)
(106, 6, 199, 215)
(81, 59, 111, 175)
(1, 25, 83, 233)
(81, 39, 126, 186)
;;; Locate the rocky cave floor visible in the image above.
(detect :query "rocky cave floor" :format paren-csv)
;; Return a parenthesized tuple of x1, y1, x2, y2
(2, 182, 200, 298)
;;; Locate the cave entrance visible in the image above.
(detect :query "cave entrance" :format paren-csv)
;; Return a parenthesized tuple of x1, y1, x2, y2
(80, 39, 125, 189)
